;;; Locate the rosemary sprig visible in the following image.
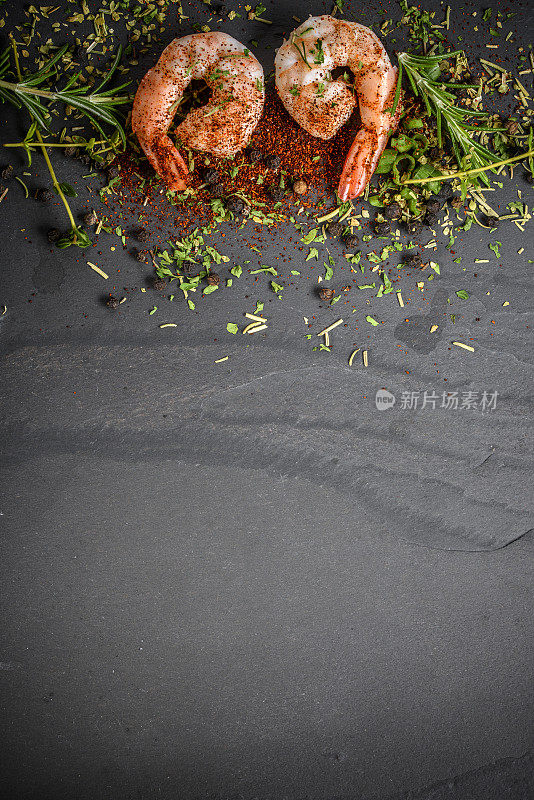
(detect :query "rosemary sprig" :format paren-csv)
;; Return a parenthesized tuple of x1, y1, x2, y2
(7, 38, 91, 248)
(2, 37, 130, 248)
(397, 50, 497, 186)
(0, 41, 131, 143)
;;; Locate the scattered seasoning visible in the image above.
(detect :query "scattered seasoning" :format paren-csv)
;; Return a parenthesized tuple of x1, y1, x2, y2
(214, 356, 229, 363)
(244, 313, 267, 323)
(452, 341, 475, 352)
(317, 319, 344, 336)
(362, 350, 369, 367)
(87, 262, 108, 279)
(15, 177, 29, 198)
(1, 1, 532, 369)
(348, 348, 361, 366)
(430, 324, 439, 333)
(159, 323, 177, 328)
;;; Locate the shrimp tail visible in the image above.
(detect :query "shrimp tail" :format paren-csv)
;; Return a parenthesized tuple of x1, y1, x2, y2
(337, 78, 403, 202)
(143, 135, 189, 192)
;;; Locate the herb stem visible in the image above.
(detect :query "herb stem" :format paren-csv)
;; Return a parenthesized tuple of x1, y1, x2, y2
(36, 129, 77, 228)
(9, 36, 77, 232)
(3, 139, 108, 148)
(0, 78, 130, 105)
(403, 148, 534, 184)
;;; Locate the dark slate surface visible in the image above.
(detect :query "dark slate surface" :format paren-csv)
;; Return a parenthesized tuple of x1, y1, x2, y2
(0, 1, 533, 798)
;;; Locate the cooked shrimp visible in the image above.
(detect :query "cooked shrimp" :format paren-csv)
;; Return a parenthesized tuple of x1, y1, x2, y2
(132, 32, 264, 191)
(275, 16, 401, 201)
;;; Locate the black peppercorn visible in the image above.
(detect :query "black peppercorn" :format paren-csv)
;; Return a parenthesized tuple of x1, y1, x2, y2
(135, 227, 150, 243)
(426, 195, 442, 215)
(35, 188, 53, 202)
(293, 179, 308, 195)
(106, 296, 120, 309)
(438, 182, 453, 200)
(210, 184, 225, 198)
(207, 273, 220, 286)
(319, 287, 335, 301)
(106, 164, 120, 180)
(482, 214, 499, 228)
(265, 154, 281, 170)
(524, 171, 534, 185)
(78, 154, 92, 167)
(203, 167, 219, 184)
(133, 248, 151, 263)
(47, 228, 61, 243)
(343, 234, 359, 249)
(327, 221, 343, 238)
(248, 148, 263, 164)
(268, 186, 285, 202)
(408, 218, 423, 235)
(73, 45, 86, 61)
(450, 196, 463, 209)
(374, 220, 390, 236)
(404, 253, 422, 269)
(83, 210, 98, 226)
(153, 278, 166, 291)
(424, 211, 438, 227)
(384, 201, 401, 220)
(1, 165, 13, 181)
(226, 197, 244, 214)
(64, 146, 78, 158)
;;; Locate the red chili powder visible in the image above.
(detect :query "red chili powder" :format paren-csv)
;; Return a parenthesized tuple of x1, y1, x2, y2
(103, 90, 361, 235)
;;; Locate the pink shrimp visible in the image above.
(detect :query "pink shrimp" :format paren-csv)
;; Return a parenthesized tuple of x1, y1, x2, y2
(132, 32, 264, 191)
(275, 15, 401, 201)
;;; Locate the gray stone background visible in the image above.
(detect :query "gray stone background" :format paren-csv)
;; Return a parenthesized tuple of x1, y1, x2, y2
(1, 0, 533, 798)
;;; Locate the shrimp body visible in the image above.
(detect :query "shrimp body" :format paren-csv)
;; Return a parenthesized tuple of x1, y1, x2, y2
(132, 33, 264, 191)
(275, 16, 400, 200)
